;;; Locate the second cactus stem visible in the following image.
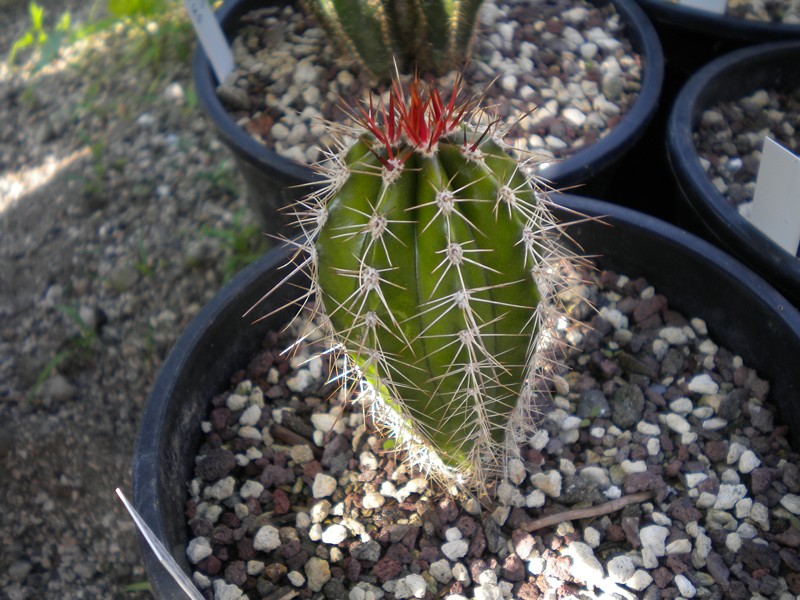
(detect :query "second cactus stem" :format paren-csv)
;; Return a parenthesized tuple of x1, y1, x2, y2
(290, 77, 569, 489)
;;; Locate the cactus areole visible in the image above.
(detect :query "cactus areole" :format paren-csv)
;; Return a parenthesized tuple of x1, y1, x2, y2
(287, 78, 566, 489)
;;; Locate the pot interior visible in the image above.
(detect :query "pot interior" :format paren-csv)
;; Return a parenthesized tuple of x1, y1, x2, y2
(133, 194, 800, 597)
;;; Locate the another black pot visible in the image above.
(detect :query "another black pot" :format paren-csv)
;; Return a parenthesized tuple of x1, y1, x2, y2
(634, 0, 800, 81)
(193, 0, 664, 233)
(132, 195, 800, 597)
(667, 41, 800, 307)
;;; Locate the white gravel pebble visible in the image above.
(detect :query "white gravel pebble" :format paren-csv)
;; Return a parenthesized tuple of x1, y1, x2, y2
(702, 417, 728, 431)
(666, 539, 692, 554)
(738, 449, 761, 473)
(204, 476, 236, 501)
(186, 537, 212, 564)
(639, 525, 669, 558)
(531, 470, 562, 497)
(213, 579, 244, 600)
(239, 480, 264, 499)
(362, 491, 385, 509)
(675, 574, 697, 598)
(442, 540, 469, 561)
(564, 542, 604, 585)
(669, 397, 693, 414)
(664, 413, 691, 434)
(606, 555, 635, 583)
(584, 527, 602, 548)
(321, 524, 348, 545)
(780, 494, 800, 515)
(288, 571, 305, 587)
(305, 557, 331, 592)
(238, 404, 261, 426)
(430, 559, 453, 584)
(714, 484, 748, 510)
(659, 326, 688, 345)
(688, 373, 719, 395)
(625, 569, 653, 591)
(253, 525, 281, 552)
(312, 473, 338, 498)
(727, 442, 747, 464)
(507, 458, 527, 485)
(636, 421, 661, 436)
(393, 574, 427, 599)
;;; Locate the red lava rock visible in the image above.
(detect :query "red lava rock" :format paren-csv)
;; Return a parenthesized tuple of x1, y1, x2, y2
(624, 470, 665, 494)
(652, 566, 673, 588)
(220, 512, 240, 529)
(210, 407, 231, 431)
(401, 526, 420, 550)
(247, 350, 274, 378)
(786, 572, 800, 594)
(775, 526, 800, 548)
(469, 526, 486, 557)
(372, 556, 402, 583)
(704, 439, 728, 464)
(435, 495, 459, 523)
(303, 459, 323, 480)
(517, 581, 543, 600)
(272, 488, 290, 514)
(665, 554, 689, 575)
(512, 530, 535, 559)
(386, 543, 412, 564)
(606, 523, 626, 542)
(198, 555, 222, 575)
(502, 554, 526, 582)
(343, 557, 361, 581)
(196, 448, 236, 481)
(225, 560, 247, 586)
(286, 551, 308, 572)
(456, 515, 478, 538)
(634, 294, 668, 323)
(237, 537, 255, 561)
(212, 525, 234, 545)
(668, 497, 702, 524)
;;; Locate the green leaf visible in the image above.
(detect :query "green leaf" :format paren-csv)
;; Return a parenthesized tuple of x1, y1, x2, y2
(30, 1, 45, 32)
(32, 29, 66, 73)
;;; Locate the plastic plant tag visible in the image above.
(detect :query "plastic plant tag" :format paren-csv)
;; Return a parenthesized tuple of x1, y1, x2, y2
(184, 0, 234, 83)
(747, 137, 800, 256)
(116, 488, 205, 600)
(676, 0, 727, 14)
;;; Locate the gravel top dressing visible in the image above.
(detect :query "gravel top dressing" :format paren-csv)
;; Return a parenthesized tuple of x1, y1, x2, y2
(185, 266, 800, 600)
(217, 0, 643, 174)
(693, 87, 800, 211)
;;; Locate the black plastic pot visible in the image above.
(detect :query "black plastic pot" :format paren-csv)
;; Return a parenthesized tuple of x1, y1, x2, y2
(193, 0, 664, 233)
(667, 41, 800, 307)
(132, 194, 800, 597)
(634, 0, 800, 81)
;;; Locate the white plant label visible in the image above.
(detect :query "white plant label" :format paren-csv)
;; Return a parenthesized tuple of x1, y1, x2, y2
(748, 137, 800, 256)
(677, 0, 727, 14)
(184, 0, 234, 83)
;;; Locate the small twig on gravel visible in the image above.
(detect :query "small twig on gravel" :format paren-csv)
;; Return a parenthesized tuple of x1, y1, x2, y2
(521, 489, 656, 532)
(270, 424, 323, 459)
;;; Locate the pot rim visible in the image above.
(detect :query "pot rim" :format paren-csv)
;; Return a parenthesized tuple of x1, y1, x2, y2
(666, 40, 800, 301)
(634, 0, 800, 40)
(191, 0, 664, 188)
(132, 193, 800, 597)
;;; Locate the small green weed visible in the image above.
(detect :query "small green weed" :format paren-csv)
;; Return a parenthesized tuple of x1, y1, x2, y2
(28, 304, 98, 399)
(200, 210, 268, 282)
(8, 2, 72, 73)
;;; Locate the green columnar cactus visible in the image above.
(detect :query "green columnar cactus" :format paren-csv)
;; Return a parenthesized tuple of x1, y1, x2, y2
(276, 78, 571, 489)
(305, 0, 485, 80)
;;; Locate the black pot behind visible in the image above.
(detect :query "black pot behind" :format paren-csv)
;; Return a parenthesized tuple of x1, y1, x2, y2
(634, 0, 800, 82)
(132, 194, 800, 598)
(193, 0, 664, 234)
(667, 41, 800, 307)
